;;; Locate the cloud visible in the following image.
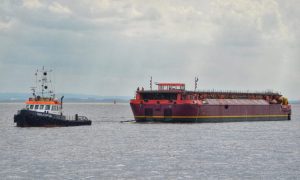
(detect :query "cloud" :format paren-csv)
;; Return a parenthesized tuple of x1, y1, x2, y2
(48, 2, 71, 15)
(22, 0, 42, 9)
(0, 0, 299, 99)
(0, 19, 13, 30)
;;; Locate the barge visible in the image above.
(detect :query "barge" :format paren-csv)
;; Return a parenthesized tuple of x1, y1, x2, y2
(130, 82, 291, 123)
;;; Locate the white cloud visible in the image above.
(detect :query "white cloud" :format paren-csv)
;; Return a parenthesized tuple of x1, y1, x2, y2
(48, 2, 72, 15)
(0, 20, 12, 30)
(22, 0, 42, 9)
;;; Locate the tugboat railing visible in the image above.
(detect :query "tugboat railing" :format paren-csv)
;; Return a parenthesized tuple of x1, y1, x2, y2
(65, 115, 89, 121)
(77, 116, 89, 121)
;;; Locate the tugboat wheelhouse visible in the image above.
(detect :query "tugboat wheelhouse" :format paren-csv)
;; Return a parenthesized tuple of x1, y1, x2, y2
(25, 98, 62, 114)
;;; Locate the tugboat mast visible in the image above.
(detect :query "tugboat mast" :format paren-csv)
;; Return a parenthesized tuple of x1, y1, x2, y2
(34, 66, 55, 99)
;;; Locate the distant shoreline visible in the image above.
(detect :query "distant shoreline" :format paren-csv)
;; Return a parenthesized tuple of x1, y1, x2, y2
(0, 93, 131, 103)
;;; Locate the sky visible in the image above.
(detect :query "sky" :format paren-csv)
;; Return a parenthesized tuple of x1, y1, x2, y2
(0, 0, 299, 99)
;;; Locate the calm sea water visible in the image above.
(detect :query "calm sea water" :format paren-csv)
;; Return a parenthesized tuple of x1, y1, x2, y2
(0, 103, 300, 179)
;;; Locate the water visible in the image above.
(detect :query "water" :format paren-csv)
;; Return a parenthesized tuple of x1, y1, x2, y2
(1, 103, 300, 179)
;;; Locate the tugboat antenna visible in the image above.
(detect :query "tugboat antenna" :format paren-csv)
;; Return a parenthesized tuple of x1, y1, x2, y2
(31, 87, 36, 98)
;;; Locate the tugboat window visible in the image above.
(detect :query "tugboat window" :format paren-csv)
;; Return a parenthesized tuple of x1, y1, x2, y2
(30, 105, 34, 109)
(26, 105, 29, 109)
(40, 105, 44, 110)
(45, 105, 51, 110)
(51, 106, 58, 111)
(34, 105, 39, 109)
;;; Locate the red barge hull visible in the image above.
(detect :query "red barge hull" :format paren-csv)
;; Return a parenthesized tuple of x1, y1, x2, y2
(130, 102, 291, 123)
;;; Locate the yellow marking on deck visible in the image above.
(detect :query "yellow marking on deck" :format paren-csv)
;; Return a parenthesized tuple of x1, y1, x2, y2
(134, 115, 288, 119)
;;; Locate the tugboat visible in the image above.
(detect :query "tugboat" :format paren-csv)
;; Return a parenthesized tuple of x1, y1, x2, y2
(14, 67, 92, 127)
(130, 79, 292, 123)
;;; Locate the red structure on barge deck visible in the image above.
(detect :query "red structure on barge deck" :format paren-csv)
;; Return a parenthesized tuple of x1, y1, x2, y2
(130, 83, 291, 123)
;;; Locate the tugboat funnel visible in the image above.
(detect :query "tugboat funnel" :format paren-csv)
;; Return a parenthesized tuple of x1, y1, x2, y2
(61, 96, 64, 110)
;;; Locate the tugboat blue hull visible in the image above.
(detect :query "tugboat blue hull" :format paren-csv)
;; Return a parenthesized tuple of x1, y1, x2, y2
(14, 110, 92, 127)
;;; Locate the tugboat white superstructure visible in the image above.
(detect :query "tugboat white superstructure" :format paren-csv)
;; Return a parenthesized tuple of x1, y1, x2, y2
(14, 67, 92, 127)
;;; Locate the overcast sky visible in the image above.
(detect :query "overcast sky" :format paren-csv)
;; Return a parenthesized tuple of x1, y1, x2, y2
(0, 0, 299, 99)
